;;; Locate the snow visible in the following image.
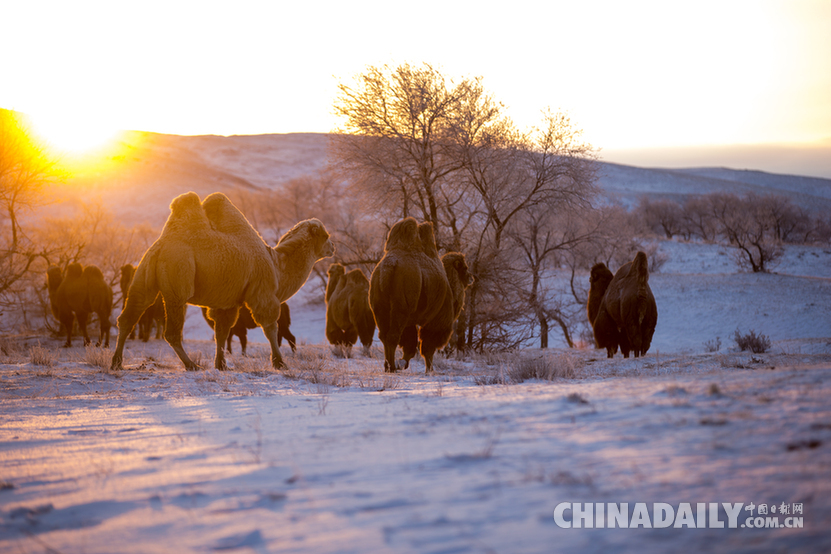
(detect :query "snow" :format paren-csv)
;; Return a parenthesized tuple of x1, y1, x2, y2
(2, 136, 831, 551)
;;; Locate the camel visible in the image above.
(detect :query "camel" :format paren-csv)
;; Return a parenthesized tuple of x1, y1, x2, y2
(111, 191, 333, 371)
(201, 302, 296, 356)
(594, 252, 658, 358)
(587, 262, 628, 358)
(398, 251, 473, 370)
(47, 263, 113, 347)
(121, 263, 165, 342)
(325, 263, 376, 355)
(370, 218, 467, 373)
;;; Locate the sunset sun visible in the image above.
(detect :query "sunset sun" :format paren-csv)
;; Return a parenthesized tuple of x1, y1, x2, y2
(28, 111, 122, 156)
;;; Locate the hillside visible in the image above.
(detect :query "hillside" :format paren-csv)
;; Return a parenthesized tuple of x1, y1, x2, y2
(49, 132, 831, 228)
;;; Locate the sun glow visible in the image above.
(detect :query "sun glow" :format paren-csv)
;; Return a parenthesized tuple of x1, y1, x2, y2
(29, 111, 122, 157)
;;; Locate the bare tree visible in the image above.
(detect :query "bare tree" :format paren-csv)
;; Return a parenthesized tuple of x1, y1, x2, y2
(331, 64, 599, 352)
(681, 195, 719, 242)
(636, 197, 685, 239)
(0, 109, 60, 297)
(332, 63, 482, 248)
(710, 193, 783, 272)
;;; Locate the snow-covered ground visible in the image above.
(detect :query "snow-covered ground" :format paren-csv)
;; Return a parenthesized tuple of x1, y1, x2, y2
(3, 134, 831, 551)
(2, 236, 830, 553)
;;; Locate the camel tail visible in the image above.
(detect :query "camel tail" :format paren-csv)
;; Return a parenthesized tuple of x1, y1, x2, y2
(634, 251, 649, 325)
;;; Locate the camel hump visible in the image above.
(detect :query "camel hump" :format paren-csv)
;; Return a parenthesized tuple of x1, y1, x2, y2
(633, 251, 649, 287)
(384, 217, 420, 252)
(163, 191, 211, 235)
(633, 251, 648, 276)
(345, 268, 368, 287)
(65, 263, 83, 280)
(83, 265, 105, 282)
(202, 193, 262, 241)
(170, 191, 202, 215)
(418, 222, 440, 259)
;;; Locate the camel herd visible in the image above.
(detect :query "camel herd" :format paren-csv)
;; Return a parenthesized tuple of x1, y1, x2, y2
(587, 252, 658, 358)
(45, 192, 658, 372)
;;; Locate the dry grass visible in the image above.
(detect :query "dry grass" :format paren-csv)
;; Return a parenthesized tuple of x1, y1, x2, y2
(232, 353, 275, 375)
(83, 346, 110, 368)
(355, 373, 401, 391)
(0, 337, 26, 363)
(29, 343, 55, 367)
(282, 346, 353, 388)
(509, 352, 577, 382)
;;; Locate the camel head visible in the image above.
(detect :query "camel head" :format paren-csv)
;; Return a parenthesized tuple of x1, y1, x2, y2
(120, 264, 135, 280)
(277, 218, 335, 260)
(46, 265, 63, 293)
(442, 252, 473, 288)
(327, 263, 345, 280)
(590, 263, 614, 288)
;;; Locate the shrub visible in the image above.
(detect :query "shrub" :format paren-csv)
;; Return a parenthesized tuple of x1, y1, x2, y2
(704, 337, 721, 353)
(733, 329, 771, 354)
(509, 353, 576, 382)
(29, 343, 55, 367)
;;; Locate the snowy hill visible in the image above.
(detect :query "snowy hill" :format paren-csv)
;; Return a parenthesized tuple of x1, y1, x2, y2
(50, 132, 831, 226)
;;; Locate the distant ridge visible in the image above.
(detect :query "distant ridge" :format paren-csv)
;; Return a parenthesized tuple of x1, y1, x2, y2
(49, 132, 831, 228)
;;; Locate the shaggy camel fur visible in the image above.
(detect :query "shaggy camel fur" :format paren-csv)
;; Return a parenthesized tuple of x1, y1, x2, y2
(587, 262, 628, 358)
(202, 302, 296, 356)
(370, 218, 460, 373)
(47, 263, 113, 347)
(398, 251, 473, 369)
(121, 263, 165, 342)
(594, 252, 658, 358)
(120, 264, 137, 340)
(111, 191, 333, 371)
(325, 263, 376, 355)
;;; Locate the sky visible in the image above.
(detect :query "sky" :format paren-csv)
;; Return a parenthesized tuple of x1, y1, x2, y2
(3, 0, 831, 176)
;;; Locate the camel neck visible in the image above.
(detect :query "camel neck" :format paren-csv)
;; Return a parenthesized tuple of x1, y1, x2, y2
(272, 246, 317, 302)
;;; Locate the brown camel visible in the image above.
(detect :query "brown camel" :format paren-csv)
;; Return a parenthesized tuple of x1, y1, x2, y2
(111, 191, 333, 371)
(121, 263, 165, 342)
(594, 251, 658, 358)
(47, 263, 113, 347)
(587, 262, 629, 358)
(325, 263, 376, 355)
(202, 302, 296, 356)
(398, 251, 473, 369)
(370, 218, 465, 373)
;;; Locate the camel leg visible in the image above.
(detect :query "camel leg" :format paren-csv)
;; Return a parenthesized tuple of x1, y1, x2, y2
(358, 323, 374, 357)
(262, 322, 285, 369)
(97, 310, 111, 348)
(280, 326, 297, 353)
(111, 289, 158, 370)
(399, 325, 419, 370)
(162, 299, 199, 371)
(238, 328, 248, 357)
(207, 307, 238, 370)
(419, 326, 452, 374)
(77, 312, 91, 347)
(61, 313, 75, 348)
